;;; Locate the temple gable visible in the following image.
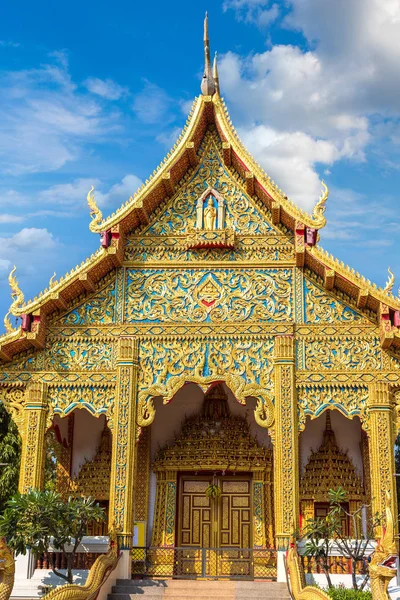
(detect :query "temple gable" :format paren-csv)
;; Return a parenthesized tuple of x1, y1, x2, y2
(304, 272, 374, 324)
(124, 131, 295, 264)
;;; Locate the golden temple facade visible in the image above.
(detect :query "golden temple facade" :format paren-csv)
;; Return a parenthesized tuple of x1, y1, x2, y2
(1, 15, 400, 580)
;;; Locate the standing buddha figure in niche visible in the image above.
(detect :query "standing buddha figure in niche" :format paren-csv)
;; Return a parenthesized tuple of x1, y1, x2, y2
(204, 197, 217, 230)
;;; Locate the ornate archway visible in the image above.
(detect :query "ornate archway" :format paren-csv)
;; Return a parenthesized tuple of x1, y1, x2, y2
(148, 384, 274, 577)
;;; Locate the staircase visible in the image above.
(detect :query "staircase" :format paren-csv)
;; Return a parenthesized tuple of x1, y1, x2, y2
(109, 579, 291, 600)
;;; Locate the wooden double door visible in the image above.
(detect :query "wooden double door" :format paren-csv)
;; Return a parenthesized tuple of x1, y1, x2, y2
(178, 474, 252, 550)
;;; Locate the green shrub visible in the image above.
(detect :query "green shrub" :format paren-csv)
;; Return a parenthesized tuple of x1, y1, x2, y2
(326, 586, 372, 600)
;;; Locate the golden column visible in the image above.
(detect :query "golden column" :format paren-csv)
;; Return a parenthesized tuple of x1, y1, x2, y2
(19, 382, 48, 493)
(367, 382, 397, 529)
(273, 335, 299, 550)
(109, 337, 139, 545)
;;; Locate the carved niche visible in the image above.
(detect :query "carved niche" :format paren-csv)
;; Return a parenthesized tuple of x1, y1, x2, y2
(186, 187, 235, 249)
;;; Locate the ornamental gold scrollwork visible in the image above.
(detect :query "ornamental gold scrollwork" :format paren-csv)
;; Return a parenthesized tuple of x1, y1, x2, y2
(47, 384, 115, 427)
(52, 272, 117, 326)
(137, 338, 274, 429)
(126, 268, 292, 323)
(297, 385, 369, 431)
(134, 132, 276, 238)
(124, 235, 294, 263)
(0, 386, 26, 434)
(304, 276, 368, 324)
(305, 337, 381, 371)
(45, 339, 115, 371)
(4, 266, 24, 333)
(394, 391, 400, 433)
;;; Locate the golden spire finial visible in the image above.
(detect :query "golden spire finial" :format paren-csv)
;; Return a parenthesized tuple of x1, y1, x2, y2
(312, 180, 329, 228)
(201, 12, 216, 96)
(213, 52, 220, 95)
(4, 266, 25, 333)
(384, 267, 395, 294)
(87, 185, 103, 233)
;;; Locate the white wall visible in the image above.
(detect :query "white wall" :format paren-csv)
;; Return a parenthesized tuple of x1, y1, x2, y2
(299, 411, 363, 478)
(71, 412, 106, 477)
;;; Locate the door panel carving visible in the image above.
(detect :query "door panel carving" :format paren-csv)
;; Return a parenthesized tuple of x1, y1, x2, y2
(178, 474, 252, 549)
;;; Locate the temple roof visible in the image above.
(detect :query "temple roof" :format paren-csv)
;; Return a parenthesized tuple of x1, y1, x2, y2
(1, 14, 400, 361)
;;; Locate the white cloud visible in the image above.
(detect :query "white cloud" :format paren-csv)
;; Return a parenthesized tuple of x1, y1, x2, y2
(223, 0, 280, 27)
(36, 174, 142, 210)
(0, 53, 122, 175)
(37, 178, 102, 206)
(84, 77, 127, 100)
(132, 81, 172, 124)
(0, 214, 24, 224)
(156, 127, 182, 148)
(239, 126, 338, 209)
(101, 174, 143, 205)
(217, 0, 400, 208)
(9, 228, 56, 250)
(0, 174, 144, 227)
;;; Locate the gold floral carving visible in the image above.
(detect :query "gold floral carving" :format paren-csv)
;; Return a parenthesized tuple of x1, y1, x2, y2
(45, 339, 115, 371)
(305, 337, 381, 371)
(297, 385, 369, 431)
(367, 383, 397, 523)
(140, 132, 277, 238)
(125, 236, 294, 263)
(109, 338, 139, 536)
(19, 382, 48, 493)
(126, 268, 292, 323)
(305, 276, 369, 324)
(273, 336, 299, 550)
(53, 272, 117, 326)
(137, 337, 275, 428)
(47, 384, 115, 425)
(134, 426, 151, 523)
(0, 386, 26, 434)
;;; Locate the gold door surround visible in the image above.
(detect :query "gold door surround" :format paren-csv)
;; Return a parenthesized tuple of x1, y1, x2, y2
(178, 474, 252, 549)
(151, 386, 274, 555)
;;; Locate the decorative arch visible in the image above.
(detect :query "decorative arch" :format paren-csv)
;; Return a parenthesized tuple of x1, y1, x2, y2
(297, 385, 369, 432)
(137, 373, 274, 430)
(47, 384, 115, 429)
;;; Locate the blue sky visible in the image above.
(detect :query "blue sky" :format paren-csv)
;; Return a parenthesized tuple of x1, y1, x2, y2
(1, 0, 400, 328)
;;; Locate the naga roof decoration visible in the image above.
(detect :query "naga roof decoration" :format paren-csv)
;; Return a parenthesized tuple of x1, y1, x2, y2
(1, 13, 400, 361)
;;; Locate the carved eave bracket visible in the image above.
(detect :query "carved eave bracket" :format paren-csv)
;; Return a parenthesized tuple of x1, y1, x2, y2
(379, 301, 400, 350)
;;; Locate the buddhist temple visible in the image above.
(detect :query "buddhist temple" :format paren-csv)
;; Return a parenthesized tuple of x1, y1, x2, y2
(1, 13, 400, 586)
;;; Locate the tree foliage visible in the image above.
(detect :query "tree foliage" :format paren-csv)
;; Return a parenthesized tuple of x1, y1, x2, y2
(0, 490, 106, 584)
(0, 403, 21, 513)
(302, 487, 380, 591)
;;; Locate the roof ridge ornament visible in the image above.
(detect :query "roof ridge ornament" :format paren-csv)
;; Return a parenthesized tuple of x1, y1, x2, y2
(201, 12, 216, 96)
(384, 267, 395, 294)
(312, 180, 329, 229)
(87, 186, 103, 233)
(4, 266, 24, 333)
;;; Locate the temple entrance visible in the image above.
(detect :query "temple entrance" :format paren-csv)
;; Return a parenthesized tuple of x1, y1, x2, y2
(143, 383, 276, 579)
(178, 474, 252, 549)
(177, 474, 253, 577)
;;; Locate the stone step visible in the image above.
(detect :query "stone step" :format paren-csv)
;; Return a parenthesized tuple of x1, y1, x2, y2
(109, 580, 291, 600)
(110, 596, 235, 600)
